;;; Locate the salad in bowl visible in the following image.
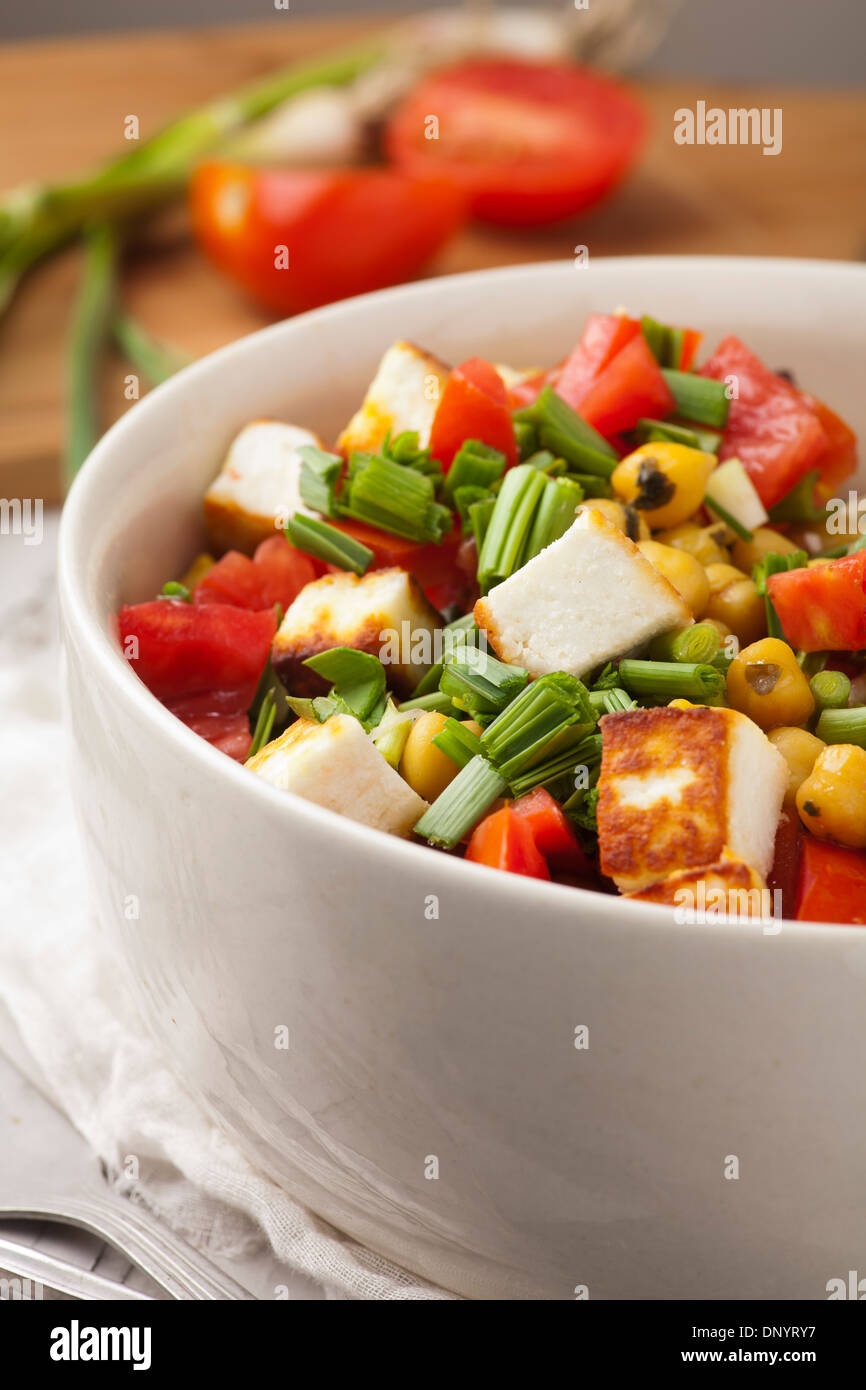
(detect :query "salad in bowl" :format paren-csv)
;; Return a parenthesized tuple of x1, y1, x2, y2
(116, 310, 865, 926)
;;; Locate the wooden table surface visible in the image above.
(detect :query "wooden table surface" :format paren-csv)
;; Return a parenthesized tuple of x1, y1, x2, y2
(1, 15, 865, 504)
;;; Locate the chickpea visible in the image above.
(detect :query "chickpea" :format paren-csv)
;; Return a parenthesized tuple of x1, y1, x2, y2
(732, 527, 799, 574)
(767, 726, 826, 806)
(400, 712, 481, 802)
(611, 443, 715, 530)
(655, 521, 730, 567)
(578, 498, 650, 541)
(796, 744, 866, 849)
(637, 540, 710, 617)
(704, 563, 766, 646)
(726, 637, 815, 731)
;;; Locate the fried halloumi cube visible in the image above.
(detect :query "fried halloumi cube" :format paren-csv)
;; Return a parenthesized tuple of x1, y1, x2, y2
(204, 420, 324, 555)
(627, 859, 771, 920)
(597, 705, 788, 894)
(271, 567, 442, 698)
(336, 341, 450, 457)
(247, 714, 427, 836)
(474, 507, 691, 679)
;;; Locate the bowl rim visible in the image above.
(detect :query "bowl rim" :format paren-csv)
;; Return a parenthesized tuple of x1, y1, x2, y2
(58, 254, 866, 942)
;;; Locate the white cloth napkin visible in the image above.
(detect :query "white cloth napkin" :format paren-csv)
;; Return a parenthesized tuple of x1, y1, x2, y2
(0, 521, 452, 1300)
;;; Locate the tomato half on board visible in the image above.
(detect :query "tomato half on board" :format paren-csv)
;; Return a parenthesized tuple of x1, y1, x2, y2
(190, 164, 467, 314)
(385, 59, 646, 227)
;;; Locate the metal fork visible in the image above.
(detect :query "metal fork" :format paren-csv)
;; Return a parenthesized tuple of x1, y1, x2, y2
(0, 1191, 254, 1300)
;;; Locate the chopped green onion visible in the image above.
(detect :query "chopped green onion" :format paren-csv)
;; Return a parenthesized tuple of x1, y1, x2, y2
(524, 476, 584, 561)
(767, 470, 827, 525)
(286, 695, 337, 722)
(649, 622, 721, 665)
(588, 687, 637, 715)
(432, 716, 483, 769)
(381, 429, 441, 478)
(442, 439, 506, 505)
(640, 313, 674, 366)
(159, 580, 192, 603)
(297, 444, 343, 518)
(565, 472, 613, 499)
(591, 661, 621, 691)
(398, 691, 454, 714)
(618, 659, 726, 703)
(468, 495, 496, 551)
(798, 650, 828, 676)
(285, 513, 372, 575)
(510, 730, 603, 799)
(514, 385, 617, 477)
(703, 494, 753, 543)
(809, 669, 851, 712)
(480, 672, 596, 782)
(411, 662, 444, 697)
(303, 647, 386, 724)
(340, 452, 452, 543)
(248, 689, 278, 758)
(752, 550, 808, 641)
(514, 420, 538, 460)
(477, 464, 547, 593)
(523, 449, 567, 476)
(414, 755, 506, 848)
(565, 784, 600, 833)
(815, 706, 866, 748)
(634, 418, 701, 450)
(439, 646, 529, 724)
(661, 369, 730, 428)
(453, 484, 494, 528)
(370, 698, 414, 768)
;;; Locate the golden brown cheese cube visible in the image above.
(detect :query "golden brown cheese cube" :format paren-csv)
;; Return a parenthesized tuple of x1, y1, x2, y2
(627, 858, 771, 920)
(204, 420, 324, 556)
(336, 341, 450, 457)
(247, 714, 427, 837)
(597, 705, 787, 894)
(271, 567, 443, 698)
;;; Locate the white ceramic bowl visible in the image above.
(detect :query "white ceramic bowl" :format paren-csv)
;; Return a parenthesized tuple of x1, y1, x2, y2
(59, 258, 866, 1300)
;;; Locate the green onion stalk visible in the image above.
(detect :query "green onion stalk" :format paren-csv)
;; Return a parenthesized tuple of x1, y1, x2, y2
(0, 41, 386, 318)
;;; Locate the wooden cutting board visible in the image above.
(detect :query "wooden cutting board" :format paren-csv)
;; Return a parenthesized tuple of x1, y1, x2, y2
(1, 16, 865, 504)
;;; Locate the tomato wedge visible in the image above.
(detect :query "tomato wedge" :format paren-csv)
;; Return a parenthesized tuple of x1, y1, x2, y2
(511, 788, 594, 877)
(767, 551, 866, 651)
(190, 164, 466, 314)
(577, 333, 675, 438)
(118, 600, 276, 711)
(179, 712, 253, 762)
(386, 59, 645, 227)
(465, 805, 550, 880)
(429, 358, 518, 469)
(194, 536, 315, 611)
(328, 518, 462, 596)
(554, 313, 641, 411)
(700, 336, 829, 509)
(804, 396, 858, 494)
(796, 837, 866, 924)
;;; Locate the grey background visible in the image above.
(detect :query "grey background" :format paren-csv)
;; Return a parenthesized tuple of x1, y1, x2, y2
(1, 0, 864, 87)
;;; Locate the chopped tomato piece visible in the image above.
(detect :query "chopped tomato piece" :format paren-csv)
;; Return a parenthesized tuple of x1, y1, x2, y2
(118, 600, 276, 711)
(190, 163, 466, 314)
(507, 370, 550, 410)
(178, 711, 253, 762)
(328, 518, 462, 596)
(766, 809, 802, 922)
(554, 313, 641, 410)
(429, 358, 518, 470)
(796, 837, 866, 924)
(577, 332, 675, 438)
(511, 787, 594, 877)
(767, 551, 866, 651)
(465, 805, 550, 880)
(194, 536, 315, 612)
(677, 328, 702, 371)
(385, 59, 645, 227)
(804, 395, 858, 494)
(700, 336, 828, 508)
